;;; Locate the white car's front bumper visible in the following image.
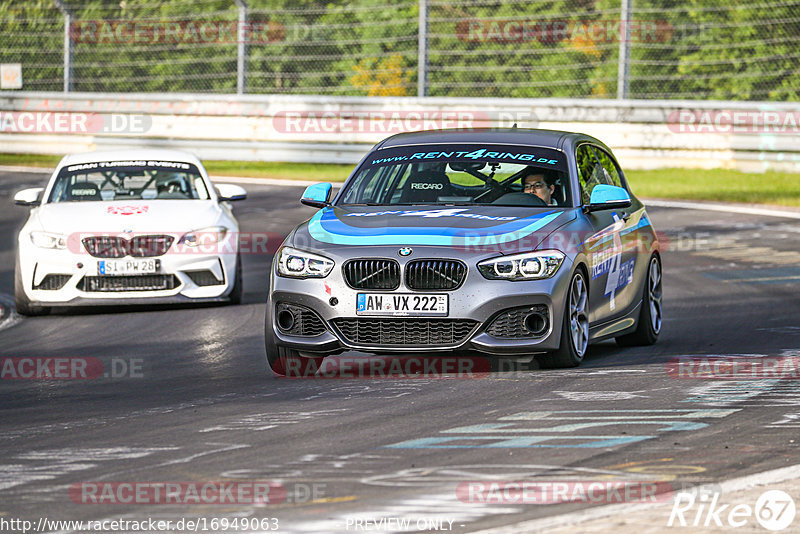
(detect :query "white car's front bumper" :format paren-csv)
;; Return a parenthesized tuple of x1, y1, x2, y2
(18, 240, 238, 306)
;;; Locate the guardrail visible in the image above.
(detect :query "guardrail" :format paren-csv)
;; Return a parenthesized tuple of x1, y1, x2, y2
(1, 92, 799, 172)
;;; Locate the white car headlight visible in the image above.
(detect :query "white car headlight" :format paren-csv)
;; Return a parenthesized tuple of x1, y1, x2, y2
(178, 226, 228, 247)
(276, 246, 334, 278)
(30, 231, 66, 249)
(478, 250, 565, 281)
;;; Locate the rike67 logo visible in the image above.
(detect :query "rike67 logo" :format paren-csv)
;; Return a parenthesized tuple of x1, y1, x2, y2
(669, 488, 796, 531)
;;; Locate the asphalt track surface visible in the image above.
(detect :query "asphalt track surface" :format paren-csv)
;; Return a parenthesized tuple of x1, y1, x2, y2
(2, 169, 800, 533)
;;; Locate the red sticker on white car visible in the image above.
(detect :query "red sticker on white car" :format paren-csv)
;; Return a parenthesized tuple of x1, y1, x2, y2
(107, 205, 149, 215)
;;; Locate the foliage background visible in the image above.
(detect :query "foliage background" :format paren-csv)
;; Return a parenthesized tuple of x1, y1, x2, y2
(2, 0, 799, 99)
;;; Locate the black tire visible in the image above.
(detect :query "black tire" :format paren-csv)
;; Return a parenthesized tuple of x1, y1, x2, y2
(538, 269, 589, 369)
(228, 252, 243, 305)
(14, 253, 49, 316)
(616, 255, 662, 347)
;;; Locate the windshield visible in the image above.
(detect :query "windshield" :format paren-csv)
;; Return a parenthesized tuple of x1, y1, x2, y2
(48, 160, 210, 203)
(339, 144, 571, 208)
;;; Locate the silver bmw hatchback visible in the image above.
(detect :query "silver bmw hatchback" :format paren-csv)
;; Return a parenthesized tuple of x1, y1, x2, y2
(265, 129, 662, 375)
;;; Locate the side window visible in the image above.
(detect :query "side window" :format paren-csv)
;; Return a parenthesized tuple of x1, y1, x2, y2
(575, 145, 604, 205)
(591, 147, 624, 189)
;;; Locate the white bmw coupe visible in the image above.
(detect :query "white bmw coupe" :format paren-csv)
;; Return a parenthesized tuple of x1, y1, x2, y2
(13, 149, 247, 315)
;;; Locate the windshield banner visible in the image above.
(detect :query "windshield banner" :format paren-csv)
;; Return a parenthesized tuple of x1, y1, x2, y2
(366, 144, 567, 172)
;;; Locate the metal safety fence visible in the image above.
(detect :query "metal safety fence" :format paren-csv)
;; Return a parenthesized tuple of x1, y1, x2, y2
(2, 0, 800, 100)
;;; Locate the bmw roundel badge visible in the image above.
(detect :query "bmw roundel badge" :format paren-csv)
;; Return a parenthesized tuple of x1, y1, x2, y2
(399, 247, 412, 257)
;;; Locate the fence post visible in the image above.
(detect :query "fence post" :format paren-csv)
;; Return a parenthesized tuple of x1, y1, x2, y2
(418, 0, 428, 97)
(617, 0, 632, 99)
(53, 0, 73, 92)
(234, 0, 249, 94)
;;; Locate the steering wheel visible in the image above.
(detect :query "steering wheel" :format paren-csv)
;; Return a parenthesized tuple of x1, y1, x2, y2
(473, 178, 515, 203)
(491, 192, 549, 206)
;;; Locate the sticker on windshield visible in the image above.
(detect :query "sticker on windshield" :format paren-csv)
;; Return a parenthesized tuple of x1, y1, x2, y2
(67, 160, 191, 172)
(372, 149, 558, 166)
(345, 208, 517, 221)
(367, 144, 566, 172)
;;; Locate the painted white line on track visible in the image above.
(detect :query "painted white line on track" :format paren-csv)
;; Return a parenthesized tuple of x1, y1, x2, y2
(471, 463, 800, 534)
(645, 199, 800, 220)
(0, 294, 21, 332)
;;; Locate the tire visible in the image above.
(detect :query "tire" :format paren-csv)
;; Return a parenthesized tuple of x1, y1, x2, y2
(267, 345, 325, 377)
(14, 253, 49, 316)
(538, 269, 589, 369)
(228, 252, 243, 305)
(616, 255, 662, 347)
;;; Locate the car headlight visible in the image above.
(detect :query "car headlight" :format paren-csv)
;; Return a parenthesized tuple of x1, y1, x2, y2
(478, 250, 565, 281)
(30, 231, 66, 249)
(276, 246, 334, 278)
(178, 226, 228, 247)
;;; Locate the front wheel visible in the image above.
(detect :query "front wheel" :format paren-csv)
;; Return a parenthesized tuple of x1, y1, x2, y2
(616, 255, 662, 346)
(14, 253, 49, 316)
(538, 269, 589, 369)
(228, 252, 243, 305)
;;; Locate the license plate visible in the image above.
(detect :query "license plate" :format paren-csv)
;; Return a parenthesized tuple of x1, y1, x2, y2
(356, 293, 448, 316)
(98, 259, 159, 275)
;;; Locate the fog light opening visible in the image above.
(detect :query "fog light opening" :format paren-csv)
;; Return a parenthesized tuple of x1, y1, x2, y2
(277, 309, 296, 332)
(524, 312, 548, 336)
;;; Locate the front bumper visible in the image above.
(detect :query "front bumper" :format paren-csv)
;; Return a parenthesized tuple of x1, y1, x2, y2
(267, 248, 574, 356)
(19, 245, 237, 306)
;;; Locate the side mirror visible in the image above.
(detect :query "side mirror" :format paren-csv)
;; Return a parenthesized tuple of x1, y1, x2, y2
(14, 187, 44, 206)
(300, 182, 332, 208)
(586, 184, 631, 212)
(215, 183, 247, 202)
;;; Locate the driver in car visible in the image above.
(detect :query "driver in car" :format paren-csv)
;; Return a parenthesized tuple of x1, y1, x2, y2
(156, 173, 189, 198)
(522, 170, 558, 206)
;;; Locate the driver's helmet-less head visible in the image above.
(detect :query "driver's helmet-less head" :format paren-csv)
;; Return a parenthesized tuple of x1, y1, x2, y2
(157, 173, 187, 194)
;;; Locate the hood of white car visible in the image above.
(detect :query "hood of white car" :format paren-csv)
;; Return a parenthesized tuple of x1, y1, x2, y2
(35, 200, 224, 235)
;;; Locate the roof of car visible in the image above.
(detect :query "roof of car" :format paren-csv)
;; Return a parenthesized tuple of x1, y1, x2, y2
(57, 149, 203, 168)
(374, 128, 599, 151)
